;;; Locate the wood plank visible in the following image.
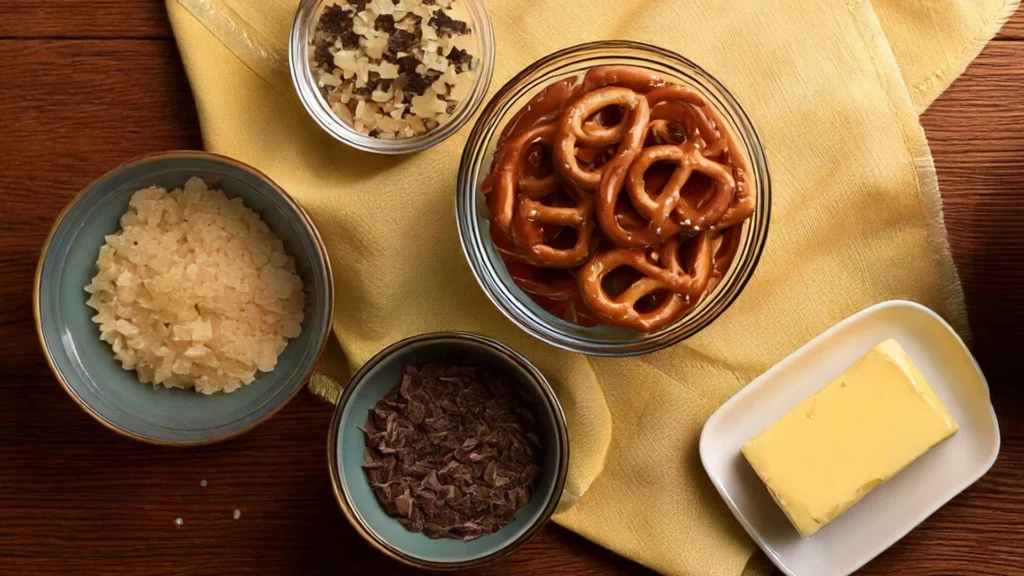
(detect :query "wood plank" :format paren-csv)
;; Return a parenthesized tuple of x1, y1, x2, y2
(0, 0, 171, 38)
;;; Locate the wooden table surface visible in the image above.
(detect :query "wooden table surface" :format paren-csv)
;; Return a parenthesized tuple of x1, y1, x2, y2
(1, 2, 1022, 575)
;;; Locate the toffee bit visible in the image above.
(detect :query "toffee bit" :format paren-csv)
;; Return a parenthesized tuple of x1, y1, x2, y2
(428, 9, 470, 36)
(363, 357, 543, 541)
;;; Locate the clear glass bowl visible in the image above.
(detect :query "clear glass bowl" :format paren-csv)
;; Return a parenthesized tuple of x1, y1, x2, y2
(289, 0, 495, 155)
(456, 41, 772, 357)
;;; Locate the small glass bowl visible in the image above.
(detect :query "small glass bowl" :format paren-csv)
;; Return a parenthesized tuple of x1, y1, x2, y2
(456, 41, 772, 357)
(289, 0, 495, 155)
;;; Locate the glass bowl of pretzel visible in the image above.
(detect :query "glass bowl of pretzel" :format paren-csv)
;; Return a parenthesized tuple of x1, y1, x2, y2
(456, 41, 771, 356)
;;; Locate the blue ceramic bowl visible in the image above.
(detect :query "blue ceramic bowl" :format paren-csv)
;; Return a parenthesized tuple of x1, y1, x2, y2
(328, 332, 568, 569)
(34, 151, 334, 445)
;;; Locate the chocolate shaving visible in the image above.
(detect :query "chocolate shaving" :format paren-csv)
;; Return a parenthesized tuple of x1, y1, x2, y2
(374, 14, 396, 33)
(446, 47, 473, 73)
(388, 29, 418, 54)
(403, 71, 440, 96)
(428, 9, 470, 37)
(318, 5, 359, 50)
(313, 44, 334, 70)
(395, 54, 421, 76)
(363, 358, 543, 541)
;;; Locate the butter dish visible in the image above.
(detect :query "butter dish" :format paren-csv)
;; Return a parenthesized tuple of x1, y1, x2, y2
(699, 300, 1000, 576)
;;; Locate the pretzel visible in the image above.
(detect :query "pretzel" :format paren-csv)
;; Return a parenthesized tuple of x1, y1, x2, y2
(647, 85, 754, 231)
(648, 86, 726, 156)
(555, 86, 650, 191)
(648, 101, 716, 149)
(627, 142, 736, 239)
(511, 184, 596, 268)
(579, 233, 713, 331)
(488, 122, 559, 236)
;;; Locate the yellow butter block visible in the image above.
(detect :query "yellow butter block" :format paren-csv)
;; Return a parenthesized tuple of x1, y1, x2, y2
(741, 339, 958, 537)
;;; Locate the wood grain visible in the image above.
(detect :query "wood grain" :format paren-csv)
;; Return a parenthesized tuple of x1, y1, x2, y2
(0, 0, 171, 38)
(0, 2, 1022, 576)
(997, 2, 1024, 39)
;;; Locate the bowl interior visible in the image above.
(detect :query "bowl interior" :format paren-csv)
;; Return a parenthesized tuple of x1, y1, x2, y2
(457, 42, 771, 356)
(36, 153, 333, 444)
(333, 336, 565, 565)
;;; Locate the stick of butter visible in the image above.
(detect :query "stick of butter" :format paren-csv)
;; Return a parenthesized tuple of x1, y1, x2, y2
(741, 339, 958, 537)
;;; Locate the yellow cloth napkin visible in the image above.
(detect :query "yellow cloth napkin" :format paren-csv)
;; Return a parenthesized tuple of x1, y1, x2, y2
(166, 0, 1015, 574)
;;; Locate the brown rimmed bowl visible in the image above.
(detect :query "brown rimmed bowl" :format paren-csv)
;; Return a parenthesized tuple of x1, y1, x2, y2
(34, 151, 335, 446)
(327, 331, 568, 569)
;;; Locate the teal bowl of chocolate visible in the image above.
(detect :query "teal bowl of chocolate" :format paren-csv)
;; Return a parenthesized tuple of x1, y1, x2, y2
(34, 151, 334, 445)
(327, 332, 569, 569)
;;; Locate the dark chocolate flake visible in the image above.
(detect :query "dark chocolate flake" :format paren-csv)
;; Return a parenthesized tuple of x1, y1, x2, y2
(374, 13, 396, 33)
(318, 5, 353, 37)
(428, 9, 470, 37)
(313, 44, 334, 70)
(446, 47, 473, 73)
(404, 71, 440, 96)
(388, 29, 418, 54)
(395, 54, 421, 76)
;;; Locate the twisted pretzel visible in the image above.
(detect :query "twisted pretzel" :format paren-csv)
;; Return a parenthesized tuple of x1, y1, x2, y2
(511, 185, 596, 268)
(555, 86, 650, 191)
(579, 233, 713, 331)
(627, 142, 736, 239)
(488, 122, 560, 236)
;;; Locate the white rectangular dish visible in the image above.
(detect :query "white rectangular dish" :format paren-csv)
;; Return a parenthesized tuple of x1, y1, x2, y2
(700, 300, 1000, 576)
